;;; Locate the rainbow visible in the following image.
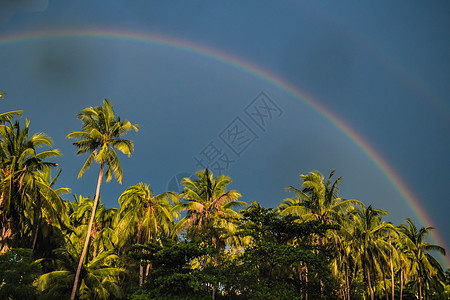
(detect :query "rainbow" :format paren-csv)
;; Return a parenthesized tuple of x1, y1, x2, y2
(0, 28, 448, 266)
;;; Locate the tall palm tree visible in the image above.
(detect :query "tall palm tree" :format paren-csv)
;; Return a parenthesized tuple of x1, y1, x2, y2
(398, 218, 445, 300)
(28, 167, 70, 250)
(178, 169, 245, 248)
(393, 229, 412, 300)
(67, 99, 138, 299)
(178, 169, 245, 300)
(90, 205, 119, 259)
(278, 170, 361, 224)
(349, 205, 395, 300)
(330, 211, 358, 300)
(278, 170, 362, 298)
(0, 119, 61, 252)
(117, 182, 179, 286)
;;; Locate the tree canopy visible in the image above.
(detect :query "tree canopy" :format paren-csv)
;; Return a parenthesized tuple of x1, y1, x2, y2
(0, 97, 447, 300)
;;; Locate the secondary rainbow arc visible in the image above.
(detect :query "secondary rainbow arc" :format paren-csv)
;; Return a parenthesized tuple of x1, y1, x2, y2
(0, 28, 447, 267)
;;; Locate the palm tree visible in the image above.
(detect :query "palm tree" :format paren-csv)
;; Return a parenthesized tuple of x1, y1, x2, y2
(68, 195, 95, 228)
(67, 99, 138, 299)
(393, 229, 412, 300)
(0, 119, 61, 252)
(330, 211, 359, 300)
(278, 170, 361, 224)
(90, 205, 119, 259)
(117, 182, 179, 286)
(68, 195, 118, 259)
(178, 169, 245, 300)
(28, 167, 70, 250)
(398, 218, 445, 300)
(349, 205, 395, 300)
(278, 170, 362, 298)
(178, 169, 245, 248)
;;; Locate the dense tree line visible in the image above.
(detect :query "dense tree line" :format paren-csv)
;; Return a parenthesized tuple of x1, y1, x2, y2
(0, 95, 448, 299)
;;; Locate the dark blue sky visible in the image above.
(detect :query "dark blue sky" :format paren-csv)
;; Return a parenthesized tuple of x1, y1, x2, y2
(1, 1, 449, 266)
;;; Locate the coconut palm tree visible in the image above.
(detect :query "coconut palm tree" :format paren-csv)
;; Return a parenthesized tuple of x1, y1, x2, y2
(0, 119, 61, 252)
(28, 167, 70, 250)
(278, 170, 361, 224)
(117, 182, 179, 286)
(90, 205, 119, 259)
(398, 218, 445, 300)
(67, 99, 138, 299)
(177, 169, 245, 300)
(329, 211, 359, 300)
(178, 169, 245, 248)
(349, 205, 395, 300)
(393, 229, 412, 300)
(278, 170, 362, 298)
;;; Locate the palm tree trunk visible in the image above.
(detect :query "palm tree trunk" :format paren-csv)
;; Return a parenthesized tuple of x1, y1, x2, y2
(346, 267, 350, 300)
(145, 263, 152, 278)
(136, 220, 144, 286)
(0, 216, 13, 253)
(305, 264, 308, 300)
(399, 266, 403, 300)
(389, 232, 394, 300)
(390, 260, 394, 300)
(139, 262, 144, 286)
(418, 277, 422, 300)
(31, 220, 39, 250)
(383, 272, 389, 300)
(93, 244, 97, 259)
(367, 269, 374, 300)
(143, 229, 152, 284)
(71, 162, 104, 300)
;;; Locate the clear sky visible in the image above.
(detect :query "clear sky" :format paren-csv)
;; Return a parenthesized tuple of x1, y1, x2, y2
(1, 1, 449, 266)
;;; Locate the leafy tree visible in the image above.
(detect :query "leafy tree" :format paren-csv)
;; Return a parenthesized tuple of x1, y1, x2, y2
(225, 202, 338, 300)
(66, 99, 138, 299)
(129, 240, 214, 299)
(0, 248, 41, 299)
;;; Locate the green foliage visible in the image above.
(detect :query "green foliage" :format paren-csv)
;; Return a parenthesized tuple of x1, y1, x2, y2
(178, 168, 245, 245)
(0, 248, 41, 299)
(37, 249, 125, 299)
(0, 119, 63, 251)
(219, 202, 339, 299)
(0, 98, 447, 299)
(66, 98, 138, 183)
(130, 240, 214, 299)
